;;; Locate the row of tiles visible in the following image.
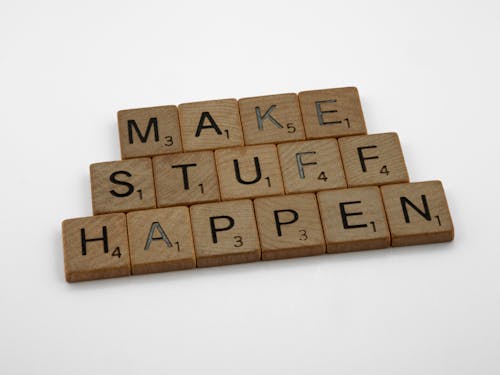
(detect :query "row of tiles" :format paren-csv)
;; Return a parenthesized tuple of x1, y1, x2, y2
(63, 182, 454, 282)
(118, 87, 367, 159)
(92, 133, 409, 215)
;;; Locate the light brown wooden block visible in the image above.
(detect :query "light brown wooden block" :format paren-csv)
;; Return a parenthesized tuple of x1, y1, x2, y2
(90, 158, 156, 215)
(317, 187, 390, 253)
(215, 144, 284, 200)
(179, 99, 243, 151)
(62, 213, 130, 282)
(380, 181, 454, 247)
(338, 132, 409, 187)
(126, 207, 196, 275)
(277, 138, 346, 194)
(190, 200, 260, 267)
(118, 105, 182, 159)
(253, 194, 325, 260)
(153, 150, 220, 207)
(298, 87, 367, 139)
(239, 93, 305, 145)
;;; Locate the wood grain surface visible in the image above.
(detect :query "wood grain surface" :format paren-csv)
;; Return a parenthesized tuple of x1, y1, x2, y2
(298, 87, 367, 139)
(179, 99, 243, 151)
(339, 132, 409, 187)
(278, 138, 346, 194)
(190, 200, 261, 267)
(254, 193, 325, 260)
(62, 213, 130, 282)
(153, 150, 220, 207)
(239, 93, 305, 145)
(380, 181, 454, 246)
(127, 207, 196, 274)
(118, 105, 182, 159)
(317, 187, 390, 253)
(215, 144, 284, 200)
(90, 158, 156, 215)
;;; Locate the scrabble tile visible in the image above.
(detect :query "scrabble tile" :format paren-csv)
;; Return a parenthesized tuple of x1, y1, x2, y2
(254, 194, 325, 260)
(62, 213, 130, 282)
(126, 207, 196, 275)
(117, 105, 182, 159)
(153, 150, 220, 207)
(380, 181, 454, 247)
(239, 93, 305, 145)
(190, 200, 260, 267)
(90, 158, 156, 215)
(317, 187, 390, 253)
(298, 87, 367, 139)
(338, 132, 409, 187)
(215, 144, 284, 200)
(179, 99, 243, 151)
(277, 138, 346, 194)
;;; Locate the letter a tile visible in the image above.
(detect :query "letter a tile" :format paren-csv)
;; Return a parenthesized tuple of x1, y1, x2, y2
(62, 213, 131, 282)
(380, 181, 454, 246)
(179, 99, 243, 152)
(127, 207, 196, 275)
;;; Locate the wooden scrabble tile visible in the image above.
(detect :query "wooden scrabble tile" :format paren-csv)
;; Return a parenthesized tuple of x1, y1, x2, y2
(62, 213, 130, 282)
(117, 105, 182, 159)
(338, 132, 409, 187)
(277, 138, 346, 194)
(317, 187, 390, 253)
(253, 194, 325, 260)
(179, 99, 243, 151)
(190, 200, 260, 267)
(215, 144, 284, 200)
(90, 158, 156, 215)
(380, 181, 454, 247)
(298, 87, 367, 139)
(153, 150, 220, 207)
(126, 207, 196, 275)
(238, 93, 305, 145)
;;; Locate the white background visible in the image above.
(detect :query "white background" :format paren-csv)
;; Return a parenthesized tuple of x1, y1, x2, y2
(1, 1, 499, 374)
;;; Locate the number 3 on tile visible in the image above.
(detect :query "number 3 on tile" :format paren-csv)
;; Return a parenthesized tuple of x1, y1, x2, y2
(164, 136, 174, 146)
(299, 229, 308, 241)
(233, 235, 243, 247)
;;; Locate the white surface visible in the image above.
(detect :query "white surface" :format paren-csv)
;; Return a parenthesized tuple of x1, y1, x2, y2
(1, 1, 499, 374)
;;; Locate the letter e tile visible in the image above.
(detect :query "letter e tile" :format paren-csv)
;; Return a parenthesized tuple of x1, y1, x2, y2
(298, 87, 367, 139)
(317, 187, 390, 253)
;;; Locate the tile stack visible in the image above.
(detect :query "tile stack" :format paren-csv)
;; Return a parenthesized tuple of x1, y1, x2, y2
(61, 87, 454, 282)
